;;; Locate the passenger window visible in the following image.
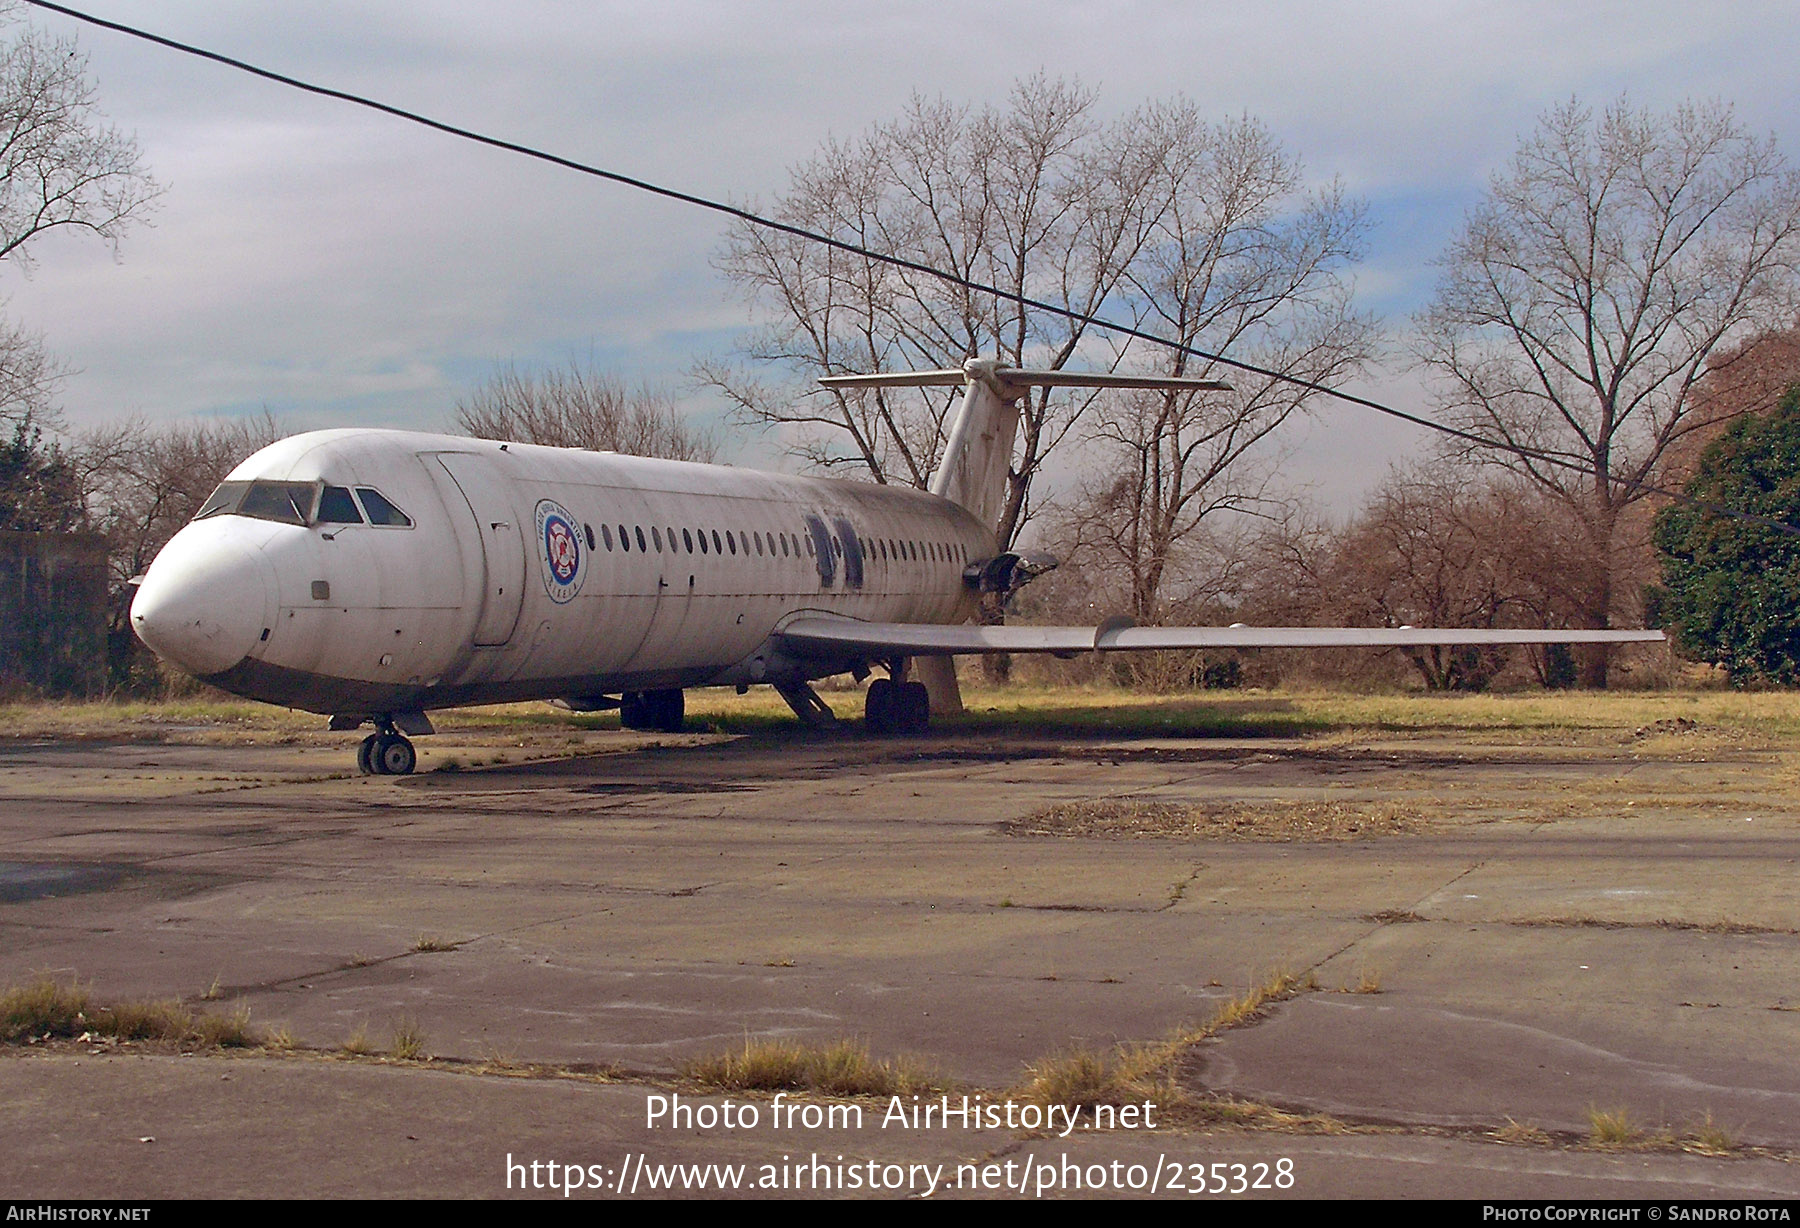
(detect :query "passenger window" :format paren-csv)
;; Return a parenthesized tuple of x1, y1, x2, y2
(602, 524, 614, 550)
(317, 486, 362, 524)
(697, 528, 708, 554)
(635, 526, 647, 552)
(618, 524, 629, 551)
(584, 524, 596, 551)
(711, 529, 723, 554)
(683, 528, 693, 553)
(728, 532, 737, 555)
(356, 488, 412, 527)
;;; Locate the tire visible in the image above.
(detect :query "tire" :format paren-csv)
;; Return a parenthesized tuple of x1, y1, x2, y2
(649, 688, 685, 733)
(620, 692, 647, 730)
(865, 677, 897, 734)
(897, 680, 930, 736)
(376, 734, 416, 776)
(356, 734, 380, 775)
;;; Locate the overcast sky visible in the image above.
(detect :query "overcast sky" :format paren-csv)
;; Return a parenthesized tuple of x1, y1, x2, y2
(9, 0, 1800, 512)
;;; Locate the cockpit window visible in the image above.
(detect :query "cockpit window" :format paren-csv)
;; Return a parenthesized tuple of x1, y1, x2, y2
(316, 485, 363, 524)
(196, 481, 250, 520)
(355, 487, 413, 527)
(193, 479, 410, 529)
(234, 481, 316, 525)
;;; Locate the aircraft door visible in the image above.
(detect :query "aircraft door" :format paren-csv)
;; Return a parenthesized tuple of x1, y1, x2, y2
(435, 453, 526, 646)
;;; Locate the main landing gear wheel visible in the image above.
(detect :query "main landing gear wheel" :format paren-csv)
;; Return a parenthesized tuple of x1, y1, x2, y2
(621, 689, 685, 733)
(358, 731, 417, 775)
(866, 678, 929, 736)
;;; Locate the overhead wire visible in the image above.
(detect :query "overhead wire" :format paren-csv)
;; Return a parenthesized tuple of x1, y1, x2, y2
(23, 0, 1800, 536)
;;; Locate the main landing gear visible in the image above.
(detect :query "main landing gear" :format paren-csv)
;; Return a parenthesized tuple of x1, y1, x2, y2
(357, 728, 417, 775)
(865, 676, 930, 736)
(619, 688, 685, 733)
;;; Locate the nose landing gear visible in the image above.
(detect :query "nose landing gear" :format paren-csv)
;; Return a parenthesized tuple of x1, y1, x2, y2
(357, 730, 417, 775)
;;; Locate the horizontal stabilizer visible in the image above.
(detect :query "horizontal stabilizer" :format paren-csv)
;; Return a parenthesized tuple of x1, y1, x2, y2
(818, 365, 1231, 394)
(776, 617, 1665, 658)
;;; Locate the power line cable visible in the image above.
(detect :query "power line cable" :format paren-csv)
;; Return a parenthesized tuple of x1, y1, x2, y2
(23, 0, 1799, 537)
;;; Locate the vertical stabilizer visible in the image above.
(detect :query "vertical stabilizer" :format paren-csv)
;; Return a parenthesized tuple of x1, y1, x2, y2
(927, 359, 1021, 535)
(819, 360, 1229, 539)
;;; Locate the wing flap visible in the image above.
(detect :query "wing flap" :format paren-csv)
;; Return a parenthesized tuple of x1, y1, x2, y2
(775, 616, 1665, 657)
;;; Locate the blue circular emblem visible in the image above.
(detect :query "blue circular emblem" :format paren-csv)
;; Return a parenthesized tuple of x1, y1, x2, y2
(535, 498, 585, 603)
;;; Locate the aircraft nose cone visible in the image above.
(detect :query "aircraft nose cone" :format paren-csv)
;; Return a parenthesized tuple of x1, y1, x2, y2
(132, 531, 272, 676)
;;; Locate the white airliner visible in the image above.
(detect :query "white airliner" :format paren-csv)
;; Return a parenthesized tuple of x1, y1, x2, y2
(130, 360, 1663, 774)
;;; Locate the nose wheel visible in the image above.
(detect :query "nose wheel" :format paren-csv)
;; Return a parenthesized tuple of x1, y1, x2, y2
(357, 731, 417, 775)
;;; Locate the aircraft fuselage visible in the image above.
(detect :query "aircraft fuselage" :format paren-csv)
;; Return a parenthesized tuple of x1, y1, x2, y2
(132, 429, 992, 719)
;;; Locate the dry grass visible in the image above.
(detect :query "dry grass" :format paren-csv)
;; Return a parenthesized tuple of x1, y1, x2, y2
(1586, 1105, 1669, 1149)
(1492, 1118, 1553, 1145)
(679, 1037, 944, 1096)
(13, 684, 1800, 748)
(1017, 1043, 1172, 1110)
(411, 934, 457, 953)
(1017, 968, 1318, 1116)
(1683, 1113, 1735, 1156)
(1, 978, 90, 1041)
(390, 1016, 429, 1061)
(341, 1025, 374, 1057)
(1508, 916, 1790, 935)
(1, 978, 263, 1049)
(1349, 967, 1384, 994)
(1006, 799, 1432, 843)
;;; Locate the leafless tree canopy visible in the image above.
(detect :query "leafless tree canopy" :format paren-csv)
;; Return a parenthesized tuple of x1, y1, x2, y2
(711, 76, 1374, 563)
(454, 362, 715, 463)
(78, 413, 284, 597)
(1416, 97, 1800, 680)
(0, 5, 160, 429)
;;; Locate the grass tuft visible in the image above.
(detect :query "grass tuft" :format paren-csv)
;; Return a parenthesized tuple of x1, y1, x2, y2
(1587, 1105, 1649, 1148)
(1350, 967, 1384, 995)
(191, 1003, 260, 1049)
(1492, 1117, 1553, 1145)
(2, 978, 265, 1049)
(1017, 1043, 1171, 1109)
(680, 1037, 943, 1096)
(390, 1015, 429, 1061)
(2, 978, 91, 1041)
(411, 934, 457, 954)
(341, 1024, 374, 1057)
(1683, 1112, 1735, 1156)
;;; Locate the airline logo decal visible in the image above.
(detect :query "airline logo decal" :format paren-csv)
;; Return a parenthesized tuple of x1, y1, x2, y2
(535, 498, 585, 603)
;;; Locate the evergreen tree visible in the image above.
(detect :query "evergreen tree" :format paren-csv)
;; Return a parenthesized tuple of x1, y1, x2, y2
(1653, 386, 1800, 684)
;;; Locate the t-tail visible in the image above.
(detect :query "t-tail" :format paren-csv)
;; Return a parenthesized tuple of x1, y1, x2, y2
(819, 358, 1231, 534)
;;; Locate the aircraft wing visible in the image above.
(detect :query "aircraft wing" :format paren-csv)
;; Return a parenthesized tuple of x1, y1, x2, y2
(774, 617, 1665, 658)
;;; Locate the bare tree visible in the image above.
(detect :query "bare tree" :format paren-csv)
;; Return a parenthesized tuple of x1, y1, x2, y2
(715, 80, 1373, 617)
(454, 361, 715, 462)
(710, 77, 1192, 545)
(0, 5, 160, 428)
(77, 413, 284, 688)
(1417, 97, 1800, 685)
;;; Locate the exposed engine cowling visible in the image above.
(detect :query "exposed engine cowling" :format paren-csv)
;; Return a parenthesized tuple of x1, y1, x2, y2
(963, 551, 1060, 598)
